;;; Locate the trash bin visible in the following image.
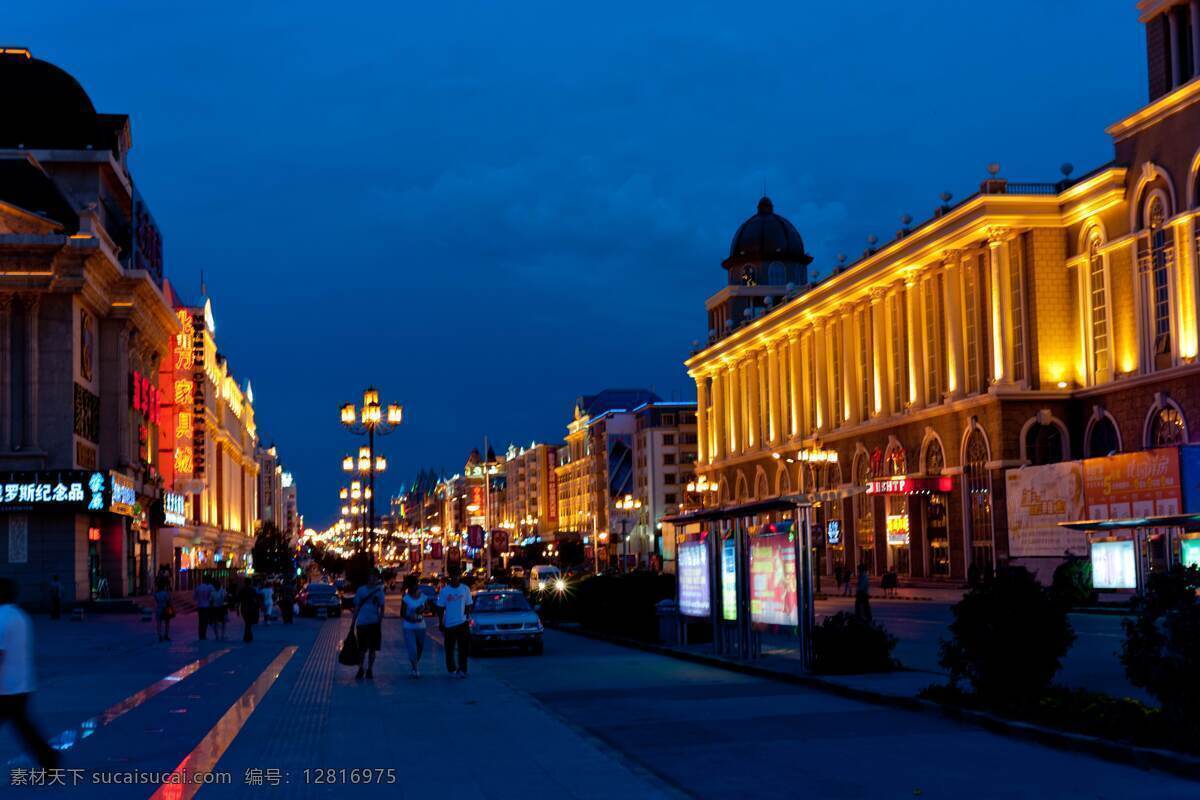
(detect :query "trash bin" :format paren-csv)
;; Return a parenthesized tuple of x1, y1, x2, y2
(656, 598, 680, 645)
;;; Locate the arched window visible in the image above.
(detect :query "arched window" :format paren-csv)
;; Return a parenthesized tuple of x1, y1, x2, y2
(852, 452, 873, 573)
(1086, 229, 1110, 383)
(1025, 423, 1064, 466)
(1085, 415, 1121, 458)
(924, 439, 945, 475)
(767, 262, 786, 285)
(1150, 405, 1186, 446)
(1141, 196, 1174, 369)
(963, 427, 994, 576)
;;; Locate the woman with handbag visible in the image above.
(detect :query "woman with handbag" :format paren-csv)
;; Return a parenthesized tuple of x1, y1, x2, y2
(352, 572, 385, 680)
(154, 578, 173, 642)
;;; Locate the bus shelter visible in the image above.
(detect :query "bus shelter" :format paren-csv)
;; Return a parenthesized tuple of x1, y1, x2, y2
(663, 495, 815, 669)
(1058, 512, 1200, 593)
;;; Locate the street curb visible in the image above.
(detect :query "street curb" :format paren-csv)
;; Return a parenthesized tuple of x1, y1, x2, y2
(549, 623, 1200, 783)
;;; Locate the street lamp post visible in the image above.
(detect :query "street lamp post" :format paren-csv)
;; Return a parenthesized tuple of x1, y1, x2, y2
(341, 387, 403, 562)
(614, 494, 642, 573)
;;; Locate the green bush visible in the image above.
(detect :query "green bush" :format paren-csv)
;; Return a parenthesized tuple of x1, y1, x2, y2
(570, 572, 676, 641)
(939, 566, 1075, 705)
(1122, 565, 1200, 732)
(1050, 554, 1095, 607)
(812, 611, 898, 674)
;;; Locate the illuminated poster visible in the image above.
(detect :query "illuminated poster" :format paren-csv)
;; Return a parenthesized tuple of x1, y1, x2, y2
(1005, 462, 1086, 557)
(1182, 539, 1200, 570)
(1083, 448, 1181, 520)
(1091, 540, 1136, 590)
(678, 539, 710, 618)
(750, 534, 797, 626)
(721, 535, 737, 622)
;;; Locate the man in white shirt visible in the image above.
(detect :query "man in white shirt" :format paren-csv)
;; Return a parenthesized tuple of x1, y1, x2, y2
(436, 568, 473, 677)
(194, 578, 213, 640)
(0, 578, 56, 768)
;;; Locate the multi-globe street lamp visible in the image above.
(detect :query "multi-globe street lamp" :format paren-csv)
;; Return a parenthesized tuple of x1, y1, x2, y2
(614, 493, 642, 572)
(340, 387, 402, 560)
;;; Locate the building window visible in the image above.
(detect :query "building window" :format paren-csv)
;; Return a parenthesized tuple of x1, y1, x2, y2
(830, 321, 843, 427)
(964, 427, 994, 576)
(1087, 230, 1111, 383)
(663, 454, 676, 465)
(665, 493, 677, 505)
(1025, 423, 1064, 466)
(1149, 405, 1186, 446)
(768, 262, 786, 285)
(663, 434, 675, 445)
(923, 276, 942, 404)
(806, 337, 818, 432)
(663, 414, 676, 425)
(1086, 415, 1120, 458)
(889, 293, 905, 412)
(681, 433, 697, 444)
(1010, 235, 1027, 384)
(1140, 196, 1174, 370)
(852, 453, 874, 574)
(963, 256, 982, 394)
(664, 473, 677, 485)
(858, 308, 871, 422)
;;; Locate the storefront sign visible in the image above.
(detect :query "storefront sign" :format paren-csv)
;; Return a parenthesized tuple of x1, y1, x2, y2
(1091, 540, 1137, 589)
(130, 370, 160, 424)
(163, 491, 186, 526)
(749, 533, 797, 627)
(109, 472, 137, 517)
(721, 536, 737, 622)
(1005, 462, 1087, 557)
(885, 514, 910, 546)
(866, 476, 953, 495)
(826, 519, 841, 546)
(677, 539, 710, 618)
(0, 471, 100, 511)
(1083, 448, 1181, 520)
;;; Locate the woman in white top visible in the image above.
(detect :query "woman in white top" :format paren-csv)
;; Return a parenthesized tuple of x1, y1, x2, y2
(400, 574, 428, 677)
(260, 583, 274, 625)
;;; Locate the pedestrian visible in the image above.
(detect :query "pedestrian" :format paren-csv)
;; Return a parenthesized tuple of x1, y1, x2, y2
(0, 577, 58, 769)
(353, 572, 385, 680)
(238, 581, 260, 643)
(854, 564, 872, 621)
(154, 577, 174, 642)
(280, 580, 295, 625)
(437, 566, 473, 678)
(47, 576, 62, 621)
(260, 581, 274, 626)
(210, 581, 227, 641)
(832, 564, 843, 597)
(401, 574, 428, 677)
(843, 564, 854, 597)
(194, 576, 213, 640)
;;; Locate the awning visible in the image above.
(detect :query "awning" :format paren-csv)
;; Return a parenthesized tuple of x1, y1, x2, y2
(661, 494, 812, 525)
(1058, 513, 1200, 532)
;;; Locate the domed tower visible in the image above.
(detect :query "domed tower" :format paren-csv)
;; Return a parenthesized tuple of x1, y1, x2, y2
(707, 197, 813, 343)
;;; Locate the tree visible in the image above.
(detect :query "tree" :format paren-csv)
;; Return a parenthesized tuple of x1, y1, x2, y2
(252, 522, 295, 577)
(1121, 565, 1200, 731)
(940, 566, 1075, 705)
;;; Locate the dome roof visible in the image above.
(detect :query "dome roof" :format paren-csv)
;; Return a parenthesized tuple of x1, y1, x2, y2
(0, 49, 126, 152)
(724, 197, 812, 268)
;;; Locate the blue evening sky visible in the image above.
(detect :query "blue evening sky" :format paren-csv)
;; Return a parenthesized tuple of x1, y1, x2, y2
(10, 1, 1144, 525)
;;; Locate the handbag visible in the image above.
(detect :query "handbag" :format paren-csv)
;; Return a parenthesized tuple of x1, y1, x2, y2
(338, 628, 361, 665)
(164, 603, 176, 620)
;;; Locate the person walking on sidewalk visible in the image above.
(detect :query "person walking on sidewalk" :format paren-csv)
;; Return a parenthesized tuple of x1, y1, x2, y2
(353, 572, 385, 680)
(47, 576, 62, 621)
(280, 580, 295, 625)
(841, 565, 853, 597)
(210, 581, 228, 641)
(0, 578, 58, 769)
(437, 567, 472, 678)
(401, 575, 428, 677)
(854, 564, 872, 622)
(154, 578, 174, 642)
(194, 577, 213, 640)
(238, 581, 260, 643)
(259, 581, 274, 626)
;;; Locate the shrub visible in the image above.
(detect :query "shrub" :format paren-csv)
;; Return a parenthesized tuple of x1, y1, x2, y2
(812, 611, 898, 674)
(1121, 565, 1200, 731)
(939, 566, 1075, 705)
(573, 572, 676, 641)
(1050, 554, 1095, 607)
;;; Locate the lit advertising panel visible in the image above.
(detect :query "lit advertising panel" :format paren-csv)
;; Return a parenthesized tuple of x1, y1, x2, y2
(678, 539, 710, 618)
(750, 533, 797, 626)
(1182, 539, 1200, 570)
(1091, 540, 1136, 590)
(721, 536, 737, 622)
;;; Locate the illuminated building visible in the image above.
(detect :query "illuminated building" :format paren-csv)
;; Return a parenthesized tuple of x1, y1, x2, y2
(686, 3, 1200, 583)
(0, 50, 178, 604)
(555, 389, 659, 567)
(502, 442, 559, 546)
(632, 401, 698, 572)
(255, 445, 284, 529)
(156, 284, 259, 584)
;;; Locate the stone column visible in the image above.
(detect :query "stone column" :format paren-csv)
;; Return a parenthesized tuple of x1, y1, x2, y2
(695, 375, 709, 465)
(117, 324, 132, 466)
(813, 323, 828, 433)
(767, 340, 781, 445)
(788, 333, 802, 439)
(711, 369, 726, 461)
(905, 276, 923, 407)
(22, 294, 40, 451)
(1193, 0, 1200, 78)
(0, 295, 10, 451)
(734, 361, 747, 455)
(1169, 8, 1182, 87)
(870, 289, 887, 417)
(988, 229, 1013, 384)
(943, 253, 966, 399)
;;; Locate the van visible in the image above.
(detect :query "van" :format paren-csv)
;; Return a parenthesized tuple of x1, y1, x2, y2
(528, 565, 562, 592)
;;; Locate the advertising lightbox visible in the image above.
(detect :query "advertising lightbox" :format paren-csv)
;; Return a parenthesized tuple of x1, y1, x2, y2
(750, 534, 797, 626)
(678, 539, 710, 618)
(1091, 540, 1137, 590)
(721, 536, 737, 622)
(1182, 539, 1200, 570)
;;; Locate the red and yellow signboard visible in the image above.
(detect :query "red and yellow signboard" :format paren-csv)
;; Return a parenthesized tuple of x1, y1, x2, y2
(1082, 448, 1182, 520)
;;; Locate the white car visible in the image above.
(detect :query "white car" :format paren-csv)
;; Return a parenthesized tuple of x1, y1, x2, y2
(528, 565, 562, 593)
(469, 589, 544, 655)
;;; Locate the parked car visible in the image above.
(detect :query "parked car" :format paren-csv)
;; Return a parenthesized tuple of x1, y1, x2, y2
(298, 582, 341, 617)
(469, 589, 543, 655)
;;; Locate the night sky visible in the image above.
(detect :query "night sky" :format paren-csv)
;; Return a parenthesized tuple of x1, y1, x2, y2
(10, 1, 1144, 526)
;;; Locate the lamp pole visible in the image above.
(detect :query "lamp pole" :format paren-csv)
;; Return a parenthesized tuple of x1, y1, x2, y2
(341, 387, 403, 564)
